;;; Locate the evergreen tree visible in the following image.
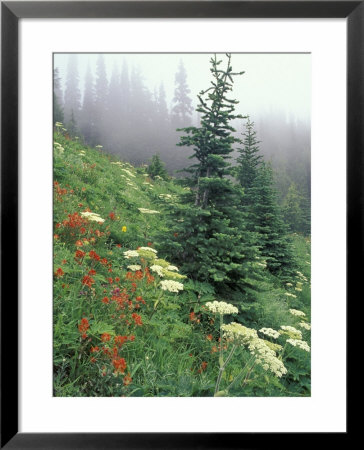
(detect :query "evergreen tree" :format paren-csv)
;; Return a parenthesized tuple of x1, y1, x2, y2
(283, 182, 311, 235)
(94, 54, 108, 144)
(171, 60, 193, 128)
(235, 120, 296, 279)
(53, 68, 64, 125)
(148, 154, 169, 180)
(79, 63, 96, 145)
(63, 55, 81, 127)
(245, 163, 296, 279)
(235, 117, 263, 191)
(159, 54, 259, 293)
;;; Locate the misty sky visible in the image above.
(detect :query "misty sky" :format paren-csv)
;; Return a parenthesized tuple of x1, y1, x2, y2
(54, 53, 311, 122)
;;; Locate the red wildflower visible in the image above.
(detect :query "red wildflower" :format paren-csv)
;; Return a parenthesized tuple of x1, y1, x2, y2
(115, 277, 120, 282)
(54, 267, 64, 278)
(101, 333, 111, 342)
(88, 269, 96, 276)
(109, 212, 116, 220)
(129, 335, 135, 342)
(114, 335, 128, 348)
(206, 334, 213, 341)
(75, 249, 86, 260)
(90, 357, 97, 364)
(112, 357, 127, 374)
(89, 250, 100, 261)
(123, 374, 132, 386)
(107, 277, 113, 284)
(90, 346, 99, 353)
(102, 297, 109, 304)
(75, 240, 83, 247)
(131, 313, 143, 326)
(189, 311, 196, 322)
(82, 275, 95, 287)
(78, 318, 89, 334)
(54, 234, 59, 240)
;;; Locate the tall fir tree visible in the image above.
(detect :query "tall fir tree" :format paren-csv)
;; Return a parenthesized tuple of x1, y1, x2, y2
(235, 120, 296, 279)
(171, 60, 193, 128)
(94, 54, 108, 144)
(235, 117, 263, 192)
(159, 54, 259, 293)
(63, 55, 81, 128)
(283, 182, 311, 235)
(245, 163, 296, 279)
(53, 68, 64, 125)
(79, 62, 96, 145)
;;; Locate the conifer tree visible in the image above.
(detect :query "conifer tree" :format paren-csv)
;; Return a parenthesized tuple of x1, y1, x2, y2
(235, 117, 263, 192)
(283, 182, 311, 235)
(159, 54, 259, 293)
(80, 63, 96, 145)
(94, 54, 108, 144)
(235, 120, 296, 279)
(53, 68, 64, 125)
(245, 163, 296, 279)
(171, 60, 193, 128)
(148, 154, 169, 180)
(63, 55, 81, 127)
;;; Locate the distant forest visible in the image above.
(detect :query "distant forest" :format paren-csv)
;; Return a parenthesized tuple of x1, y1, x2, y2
(53, 54, 310, 235)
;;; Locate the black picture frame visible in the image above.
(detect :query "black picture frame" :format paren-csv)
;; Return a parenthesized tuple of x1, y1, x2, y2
(1, 1, 357, 448)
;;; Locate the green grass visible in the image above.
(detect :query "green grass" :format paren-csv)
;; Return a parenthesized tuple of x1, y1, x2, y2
(53, 132, 311, 397)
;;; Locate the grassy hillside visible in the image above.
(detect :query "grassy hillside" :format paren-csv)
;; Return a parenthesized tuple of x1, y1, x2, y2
(53, 132, 311, 397)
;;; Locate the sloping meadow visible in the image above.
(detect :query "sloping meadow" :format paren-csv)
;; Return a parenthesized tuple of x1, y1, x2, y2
(53, 132, 311, 397)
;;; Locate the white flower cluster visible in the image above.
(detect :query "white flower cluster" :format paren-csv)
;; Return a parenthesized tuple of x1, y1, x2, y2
(205, 301, 238, 315)
(78, 150, 86, 156)
(138, 208, 160, 214)
(289, 309, 306, 317)
(221, 323, 287, 378)
(167, 265, 179, 272)
(160, 280, 184, 293)
(284, 292, 297, 298)
(298, 322, 311, 331)
(122, 168, 135, 178)
(111, 161, 123, 167)
(259, 328, 280, 339)
(54, 142, 64, 154)
(123, 250, 139, 259)
(286, 339, 310, 352)
(127, 265, 141, 271)
(80, 211, 105, 224)
(138, 247, 158, 253)
(280, 325, 302, 339)
(150, 265, 165, 277)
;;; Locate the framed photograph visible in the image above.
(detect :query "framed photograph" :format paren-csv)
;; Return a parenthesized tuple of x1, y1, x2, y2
(1, 1, 357, 448)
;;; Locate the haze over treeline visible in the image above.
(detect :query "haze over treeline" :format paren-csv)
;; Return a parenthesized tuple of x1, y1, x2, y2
(53, 53, 311, 234)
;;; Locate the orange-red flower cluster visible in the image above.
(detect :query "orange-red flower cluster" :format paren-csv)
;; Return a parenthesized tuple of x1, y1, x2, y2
(54, 267, 64, 278)
(78, 318, 90, 339)
(131, 313, 143, 326)
(112, 357, 127, 374)
(82, 275, 95, 288)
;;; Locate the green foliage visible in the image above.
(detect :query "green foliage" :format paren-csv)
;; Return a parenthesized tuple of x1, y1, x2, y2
(53, 77, 311, 397)
(160, 54, 259, 294)
(235, 120, 297, 281)
(147, 153, 169, 180)
(283, 182, 311, 235)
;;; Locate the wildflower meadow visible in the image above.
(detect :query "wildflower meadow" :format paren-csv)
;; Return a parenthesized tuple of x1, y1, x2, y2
(53, 54, 311, 397)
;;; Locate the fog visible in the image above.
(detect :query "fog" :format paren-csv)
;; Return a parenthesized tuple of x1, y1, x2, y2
(54, 53, 311, 202)
(55, 53, 310, 120)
